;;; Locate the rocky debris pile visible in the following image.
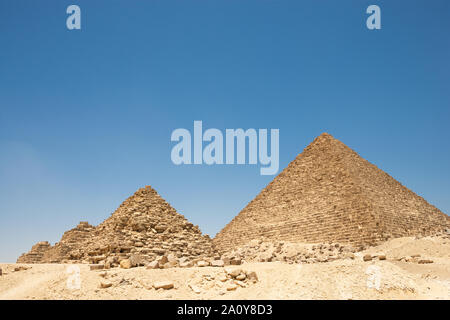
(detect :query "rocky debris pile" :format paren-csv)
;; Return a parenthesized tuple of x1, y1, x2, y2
(13, 266, 31, 272)
(18, 186, 217, 266)
(143, 254, 239, 270)
(93, 264, 259, 296)
(361, 252, 434, 264)
(221, 240, 357, 264)
(186, 268, 259, 295)
(17, 241, 51, 263)
(396, 255, 434, 264)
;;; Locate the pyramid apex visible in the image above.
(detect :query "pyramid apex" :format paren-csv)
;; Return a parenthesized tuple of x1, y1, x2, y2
(319, 132, 333, 138)
(315, 132, 336, 141)
(306, 132, 340, 149)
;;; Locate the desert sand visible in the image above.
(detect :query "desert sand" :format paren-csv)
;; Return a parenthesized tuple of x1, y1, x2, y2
(1, 236, 449, 300)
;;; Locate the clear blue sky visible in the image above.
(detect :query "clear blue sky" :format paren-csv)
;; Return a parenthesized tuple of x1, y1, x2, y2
(1, 1, 449, 262)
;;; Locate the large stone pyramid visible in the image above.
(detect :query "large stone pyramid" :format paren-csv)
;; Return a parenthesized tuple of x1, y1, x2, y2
(18, 186, 215, 264)
(214, 133, 450, 252)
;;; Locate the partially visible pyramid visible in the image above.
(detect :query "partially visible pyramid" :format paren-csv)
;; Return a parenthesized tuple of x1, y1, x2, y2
(18, 186, 215, 264)
(214, 133, 450, 252)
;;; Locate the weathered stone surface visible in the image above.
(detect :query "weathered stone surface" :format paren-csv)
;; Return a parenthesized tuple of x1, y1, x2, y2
(214, 133, 450, 251)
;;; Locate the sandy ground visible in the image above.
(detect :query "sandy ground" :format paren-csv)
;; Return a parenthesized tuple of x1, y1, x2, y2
(1, 236, 449, 300)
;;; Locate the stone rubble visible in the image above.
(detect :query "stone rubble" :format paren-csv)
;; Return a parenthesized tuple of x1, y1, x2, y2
(221, 239, 357, 264)
(186, 268, 259, 295)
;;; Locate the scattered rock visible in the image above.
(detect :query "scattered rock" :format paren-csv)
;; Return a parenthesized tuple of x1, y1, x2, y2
(363, 254, 372, 262)
(211, 260, 225, 267)
(236, 274, 246, 281)
(226, 284, 238, 291)
(345, 252, 355, 260)
(225, 268, 242, 278)
(129, 254, 143, 267)
(14, 266, 29, 272)
(179, 261, 194, 268)
(230, 259, 242, 265)
(120, 259, 132, 269)
(247, 271, 258, 282)
(100, 281, 113, 289)
(378, 255, 386, 261)
(196, 260, 209, 267)
(158, 256, 169, 265)
(146, 261, 159, 269)
(153, 281, 174, 290)
(418, 259, 433, 264)
(218, 274, 228, 282)
(89, 264, 104, 271)
(167, 254, 177, 263)
(188, 284, 201, 294)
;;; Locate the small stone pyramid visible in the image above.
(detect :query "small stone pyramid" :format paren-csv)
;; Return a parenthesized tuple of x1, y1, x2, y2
(18, 186, 215, 264)
(214, 133, 450, 252)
